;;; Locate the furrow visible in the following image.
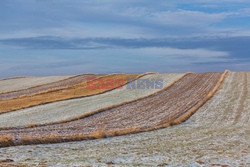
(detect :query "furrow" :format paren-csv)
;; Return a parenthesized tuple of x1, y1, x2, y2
(0, 74, 140, 114)
(0, 72, 224, 147)
(0, 75, 72, 93)
(0, 73, 182, 128)
(0, 72, 248, 166)
(0, 74, 100, 100)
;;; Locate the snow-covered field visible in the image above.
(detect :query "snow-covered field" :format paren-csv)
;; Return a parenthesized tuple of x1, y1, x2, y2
(0, 72, 249, 167)
(0, 73, 182, 127)
(0, 76, 72, 93)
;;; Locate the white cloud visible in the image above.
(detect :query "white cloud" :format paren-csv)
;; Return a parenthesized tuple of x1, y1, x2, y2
(117, 6, 232, 27)
(0, 46, 231, 78)
(149, 10, 230, 27)
(100, 47, 230, 64)
(0, 0, 249, 39)
(127, 47, 229, 59)
(0, 25, 154, 39)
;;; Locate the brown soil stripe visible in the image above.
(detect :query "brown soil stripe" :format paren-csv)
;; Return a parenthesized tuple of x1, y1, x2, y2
(0, 71, 227, 147)
(0, 72, 186, 130)
(0, 74, 100, 100)
(0, 73, 142, 114)
(170, 70, 229, 125)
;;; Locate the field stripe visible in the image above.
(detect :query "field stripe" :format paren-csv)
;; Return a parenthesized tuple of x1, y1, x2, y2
(170, 70, 229, 125)
(233, 72, 248, 124)
(0, 73, 182, 128)
(0, 76, 73, 94)
(0, 72, 248, 166)
(0, 74, 142, 114)
(0, 74, 100, 100)
(0, 72, 225, 147)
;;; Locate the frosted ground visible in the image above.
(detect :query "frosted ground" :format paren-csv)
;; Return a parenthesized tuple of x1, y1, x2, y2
(0, 72, 249, 166)
(0, 75, 72, 93)
(0, 73, 182, 127)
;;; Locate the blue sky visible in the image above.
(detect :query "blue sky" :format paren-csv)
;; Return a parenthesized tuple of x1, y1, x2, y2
(0, 0, 250, 77)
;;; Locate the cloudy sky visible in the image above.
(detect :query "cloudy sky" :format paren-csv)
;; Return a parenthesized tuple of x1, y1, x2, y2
(0, 0, 250, 77)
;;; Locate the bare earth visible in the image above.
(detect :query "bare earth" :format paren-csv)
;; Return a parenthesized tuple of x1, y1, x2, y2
(0, 72, 222, 145)
(0, 75, 73, 93)
(0, 72, 248, 166)
(0, 74, 138, 114)
(0, 74, 100, 100)
(0, 73, 182, 128)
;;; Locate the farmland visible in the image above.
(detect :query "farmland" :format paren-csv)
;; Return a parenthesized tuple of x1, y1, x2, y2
(0, 71, 249, 166)
(0, 75, 72, 93)
(0, 73, 182, 128)
(0, 74, 100, 100)
(0, 73, 139, 114)
(0, 72, 224, 146)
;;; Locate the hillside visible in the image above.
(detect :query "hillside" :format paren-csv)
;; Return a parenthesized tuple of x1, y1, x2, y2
(0, 71, 249, 166)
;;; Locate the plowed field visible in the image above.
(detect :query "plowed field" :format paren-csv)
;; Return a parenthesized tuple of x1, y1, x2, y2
(0, 75, 73, 93)
(0, 72, 224, 147)
(0, 74, 139, 114)
(0, 74, 100, 100)
(0, 73, 182, 128)
(0, 72, 248, 167)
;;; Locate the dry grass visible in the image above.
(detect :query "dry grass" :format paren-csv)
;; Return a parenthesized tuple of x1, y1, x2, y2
(0, 135, 14, 147)
(18, 134, 63, 145)
(1, 72, 248, 166)
(0, 74, 98, 99)
(57, 72, 189, 122)
(134, 71, 229, 132)
(0, 75, 76, 95)
(25, 122, 35, 128)
(0, 75, 75, 95)
(88, 127, 107, 139)
(0, 73, 185, 129)
(0, 74, 141, 114)
(0, 128, 145, 147)
(57, 70, 227, 142)
(170, 70, 229, 125)
(0, 127, 143, 147)
(0, 73, 181, 129)
(0, 72, 225, 147)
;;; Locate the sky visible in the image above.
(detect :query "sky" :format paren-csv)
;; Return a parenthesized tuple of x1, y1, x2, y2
(0, 0, 250, 78)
